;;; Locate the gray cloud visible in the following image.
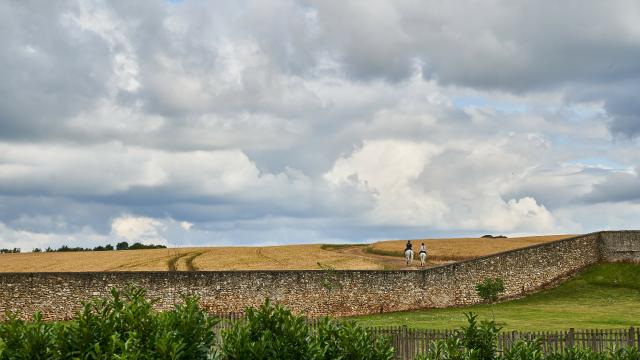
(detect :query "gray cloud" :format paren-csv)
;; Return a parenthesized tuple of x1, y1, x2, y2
(1, 0, 639, 250)
(582, 169, 640, 204)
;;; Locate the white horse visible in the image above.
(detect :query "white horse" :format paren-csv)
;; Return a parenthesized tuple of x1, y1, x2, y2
(405, 249, 414, 266)
(419, 251, 427, 267)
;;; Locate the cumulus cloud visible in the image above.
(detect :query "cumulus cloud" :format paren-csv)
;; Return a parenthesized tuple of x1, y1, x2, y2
(0, 0, 638, 248)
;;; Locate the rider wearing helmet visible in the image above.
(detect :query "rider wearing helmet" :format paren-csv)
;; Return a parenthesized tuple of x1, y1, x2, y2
(405, 240, 413, 252)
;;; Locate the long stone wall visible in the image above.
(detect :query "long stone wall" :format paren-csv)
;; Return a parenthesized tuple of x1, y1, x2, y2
(1, 231, 639, 321)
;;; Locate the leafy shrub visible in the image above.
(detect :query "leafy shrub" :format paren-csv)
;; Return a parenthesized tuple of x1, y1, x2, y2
(415, 313, 640, 360)
(219, 298, 394, 360)
(0, 285, 219, 359)
(502, 339, 544, 360)
(459, 312, 501, 360)
(416, 312, 500, 360)
(313, 317, 394, 360)
(475, 278, 505, 304)
(1, 289, 394, 360)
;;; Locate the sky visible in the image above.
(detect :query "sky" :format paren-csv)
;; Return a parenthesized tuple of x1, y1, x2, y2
(1, 0, 639, 250)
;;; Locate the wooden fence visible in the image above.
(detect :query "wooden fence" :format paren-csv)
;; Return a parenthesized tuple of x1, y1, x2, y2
(213, 314, 639, 360)
(365, 326, 639, 360)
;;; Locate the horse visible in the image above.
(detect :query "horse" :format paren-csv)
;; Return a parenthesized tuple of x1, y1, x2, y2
(405, 249, 414, 266)
(419, 251, 427, 267)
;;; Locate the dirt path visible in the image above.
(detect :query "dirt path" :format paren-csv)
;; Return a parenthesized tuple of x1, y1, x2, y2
(328, 245, 447, 270)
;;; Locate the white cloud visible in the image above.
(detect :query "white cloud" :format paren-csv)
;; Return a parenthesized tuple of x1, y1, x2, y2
(0, 221, 110, 252)
(325, 140, 448, 226)
(0, 0, 638, 248)
(325, 139, 558, 233)
(111, 215, 166, 245)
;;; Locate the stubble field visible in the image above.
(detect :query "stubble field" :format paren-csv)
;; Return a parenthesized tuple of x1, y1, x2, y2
(0, 234, 574, 272)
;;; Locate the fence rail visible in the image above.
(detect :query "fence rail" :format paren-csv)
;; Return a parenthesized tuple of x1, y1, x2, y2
(213, 314, 638, 360)
(365, 326, 639, 360)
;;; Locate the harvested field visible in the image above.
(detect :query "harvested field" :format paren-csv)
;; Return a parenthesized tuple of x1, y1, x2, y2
(0, 245, 382, 272)
(0, 235, 574, 272)
(367, 235, 575, 264)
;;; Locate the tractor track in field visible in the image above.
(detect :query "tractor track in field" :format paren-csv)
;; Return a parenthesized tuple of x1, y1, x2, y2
(167, 250, 204, 271)
(184, 251, 205, 271)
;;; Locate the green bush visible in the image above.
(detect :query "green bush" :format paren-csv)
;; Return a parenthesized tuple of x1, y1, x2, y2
(219, 298, 394, 360)
(0, 286, 219, 359)
(313, 317, 394, 360)
(475, 278, 505, 304)
(417, 312, 500, 360)
(1, 288, 394, 359)
(415, 313, 640, 360)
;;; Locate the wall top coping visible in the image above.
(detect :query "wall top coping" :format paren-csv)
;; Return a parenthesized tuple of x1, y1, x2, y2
(0, 230, 637, 276)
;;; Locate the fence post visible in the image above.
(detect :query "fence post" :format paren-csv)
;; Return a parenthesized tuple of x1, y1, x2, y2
(567, 328, 575, 349)
(403, 325, 409, 360)
(629, 327, 635, 348)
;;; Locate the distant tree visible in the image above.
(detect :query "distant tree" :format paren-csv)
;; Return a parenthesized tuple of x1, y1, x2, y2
(32, 248, 42, 253)
(475, 277, 505, 320)
(116, 241, 129, 250)
(56, 245, 87, 252)
(128, 242, 167, 250)
(481, 235, 508, 239)
(104, 244, 114, 251)
(0, 248, 20, 254)
(45, 246, 53, 252)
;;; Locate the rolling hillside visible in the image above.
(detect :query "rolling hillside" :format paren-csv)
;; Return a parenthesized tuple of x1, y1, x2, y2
(353, 263, 640, 331)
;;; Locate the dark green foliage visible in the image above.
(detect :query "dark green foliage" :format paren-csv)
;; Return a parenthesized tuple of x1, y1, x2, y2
(475, 278, 506, 304)
(543, 346, 640, 360)
(220, 299, 315, 359)
(40, 242, 166, 252)
(415, 313, 640, 360)
(128, 242, 167, 250)
(0, 248, 20, 254)
(1, 288, 394, 360)
(220, 299, 394, 360)
(0, 285, 219, 359)
(502, 339, 545, 360)
(56, 245, 89, 252)
(459, 313, 501, 360)
(417, 312, 501, 360)
(313, 317, 394, 360)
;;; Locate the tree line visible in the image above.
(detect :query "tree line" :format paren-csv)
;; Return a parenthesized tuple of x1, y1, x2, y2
(1, 242, 167, 254)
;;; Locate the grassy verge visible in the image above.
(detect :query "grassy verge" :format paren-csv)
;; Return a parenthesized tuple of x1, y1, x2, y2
(363, 246, 404, 257)
(351, 263, 640, 331)
(320, 244, 367, 251)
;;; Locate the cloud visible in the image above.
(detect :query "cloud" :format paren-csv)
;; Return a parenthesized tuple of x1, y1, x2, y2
(111, 215, 166, 245)
(582, 168, 640, 204)
(325, 139, 557, 233)
(0, 0, 638, 248)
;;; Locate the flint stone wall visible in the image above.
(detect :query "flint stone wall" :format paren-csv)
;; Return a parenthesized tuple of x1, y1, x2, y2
(0, 231, 639, 321)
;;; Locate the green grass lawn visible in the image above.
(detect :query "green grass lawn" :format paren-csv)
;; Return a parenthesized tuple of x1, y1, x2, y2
(352, 263, 640, 331)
